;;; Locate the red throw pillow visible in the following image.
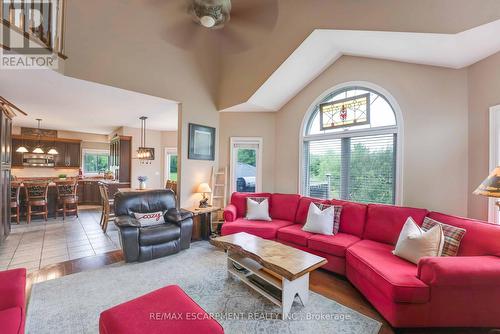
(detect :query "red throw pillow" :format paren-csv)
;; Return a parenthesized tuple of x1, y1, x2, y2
(133, 211, 165, 227)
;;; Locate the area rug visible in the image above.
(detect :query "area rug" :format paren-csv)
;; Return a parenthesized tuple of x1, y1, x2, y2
(26, 242, 381, 334)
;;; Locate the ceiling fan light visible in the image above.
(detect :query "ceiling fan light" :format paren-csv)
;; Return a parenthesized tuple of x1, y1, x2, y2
(33, 147, 44, 154)
(200, 15, 216, 28)
(16, 146, 29, 153)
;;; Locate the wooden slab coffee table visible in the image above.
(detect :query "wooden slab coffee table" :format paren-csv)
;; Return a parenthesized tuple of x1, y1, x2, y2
(210, 232, 327, 319)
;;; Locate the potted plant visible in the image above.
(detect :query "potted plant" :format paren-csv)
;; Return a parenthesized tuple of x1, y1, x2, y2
(138, 176, 148, 190)
(58, 174, 67, 181)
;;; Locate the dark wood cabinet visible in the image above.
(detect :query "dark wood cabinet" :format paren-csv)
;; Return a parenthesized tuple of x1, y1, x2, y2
(65, 142, 81, 167)
(0, 110, 12, 244)
(11, 136, 81, 169)
(77, 180, 100, 205)
(53, 141, 67, 167)
(11, 138, 23, 167)
(110, 136, 131, 182)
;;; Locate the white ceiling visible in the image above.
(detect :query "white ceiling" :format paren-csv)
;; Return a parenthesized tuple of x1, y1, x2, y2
(221, 19, 500, 112)
(1, 70, 179, 134)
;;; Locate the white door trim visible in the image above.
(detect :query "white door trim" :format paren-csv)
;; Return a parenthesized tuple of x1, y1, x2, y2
(229, 137, 263, 194)
(488, 105, 500, 223)
(164, 147, 177, 185)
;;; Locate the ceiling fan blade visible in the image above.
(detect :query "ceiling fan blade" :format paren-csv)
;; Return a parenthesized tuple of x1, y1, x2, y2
(229, 0, 279, 32)
(163, 18, 201, 50)
(213, 24, 252, 53)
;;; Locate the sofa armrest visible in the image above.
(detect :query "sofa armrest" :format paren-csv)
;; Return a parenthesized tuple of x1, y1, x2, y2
(165, 208, 193, 225)
(417, 256, 500, 287)
(0, 268, 26, 311)
(165, 208, 193, 250)
(114, 216, 141, 228)
(223, 204, 237, 222)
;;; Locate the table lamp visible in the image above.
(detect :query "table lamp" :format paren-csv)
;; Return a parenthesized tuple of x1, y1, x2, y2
(197, 182, 212, 208)
(473, 166, 500, 209)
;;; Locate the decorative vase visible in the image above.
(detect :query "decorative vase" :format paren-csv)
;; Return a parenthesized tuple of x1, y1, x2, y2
(139, 181, 146, 190)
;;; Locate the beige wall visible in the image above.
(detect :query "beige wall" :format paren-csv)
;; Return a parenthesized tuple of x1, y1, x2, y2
(219, 112, 276, 196)
(218, 0, 500, 110)
(274, 56, 469, 216)
(64, 0, 219, 208)
(115, 127, 163, 190)
(467, 52, 500, 220)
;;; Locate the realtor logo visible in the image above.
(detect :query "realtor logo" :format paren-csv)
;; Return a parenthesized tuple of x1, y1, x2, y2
(1, 0, 59, 69)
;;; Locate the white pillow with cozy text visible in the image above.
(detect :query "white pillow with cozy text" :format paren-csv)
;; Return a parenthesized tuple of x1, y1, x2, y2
(133, 211, 165, 227)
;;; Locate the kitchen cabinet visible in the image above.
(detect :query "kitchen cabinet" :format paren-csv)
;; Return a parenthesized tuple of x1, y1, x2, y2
(53, 141, 67, 167)
(110, 136, 131, 182)
(65, 142, 81, 167)
(78, 180, 101, 205)
(11, 138, 23, 167)
(0, 110, 12, 244)
(11, 135, 81, 168)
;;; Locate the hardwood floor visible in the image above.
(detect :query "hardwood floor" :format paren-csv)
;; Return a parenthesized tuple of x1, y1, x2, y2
(26, 243, 495, 334)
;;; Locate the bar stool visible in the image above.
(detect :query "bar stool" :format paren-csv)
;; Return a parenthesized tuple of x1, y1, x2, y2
(25, 181, 49, 224)
(56, 180, 79, 220)
(98, 182, 114, 232)
(10, 182, 21, 224)
(165, 180, 177, 195)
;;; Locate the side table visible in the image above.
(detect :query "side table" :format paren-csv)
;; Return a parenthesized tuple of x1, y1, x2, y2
(183, 206, 221, 241)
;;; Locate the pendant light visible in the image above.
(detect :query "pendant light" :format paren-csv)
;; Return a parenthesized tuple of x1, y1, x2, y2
(15, 135, 29, 153)
(32, 118, 44, 154)
(47, 135, 59, 155)
(137, 116, 154, 162)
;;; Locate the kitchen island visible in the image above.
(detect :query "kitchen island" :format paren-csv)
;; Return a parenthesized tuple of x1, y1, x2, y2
(11, 178, 131, 220)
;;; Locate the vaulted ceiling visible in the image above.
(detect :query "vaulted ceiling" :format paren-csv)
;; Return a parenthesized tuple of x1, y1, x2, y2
(59, 0, 500, 118)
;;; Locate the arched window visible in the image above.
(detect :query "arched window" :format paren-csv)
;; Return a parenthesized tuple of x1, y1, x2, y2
(301, 85, 401, 204)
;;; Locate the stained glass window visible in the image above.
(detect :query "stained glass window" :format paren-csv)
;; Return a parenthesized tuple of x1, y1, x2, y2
(319, 93, 370, 130)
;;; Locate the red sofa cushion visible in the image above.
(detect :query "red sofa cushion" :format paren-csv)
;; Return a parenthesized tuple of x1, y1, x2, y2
(294, 197, 330, 224)
(346, 240, 430, 303)
(221, 218, 294, 240)
(270, 193, 301, 221)
(330, 199, 368, 237)
(276, 224, 314, 246)
(99, 285, 223, 334)
(363, 204, 428, 245)
(0, 307, 22, 334)
(0, 268, 26, 334)
(427, 211, 500, 256)
(308, 233, 361, 257)
(230, 192, 272, 218)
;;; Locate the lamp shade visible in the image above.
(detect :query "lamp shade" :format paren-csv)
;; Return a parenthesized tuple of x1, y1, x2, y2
(196, 182, 212, 194)
(474, 167, 500, 198)
(16, 146, 28, 153)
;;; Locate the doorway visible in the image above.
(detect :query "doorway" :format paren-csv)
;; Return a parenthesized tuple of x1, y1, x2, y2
(229, 137, 263, 194)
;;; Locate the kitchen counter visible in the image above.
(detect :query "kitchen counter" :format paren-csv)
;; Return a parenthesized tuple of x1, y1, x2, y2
(11, 177, 131, 220)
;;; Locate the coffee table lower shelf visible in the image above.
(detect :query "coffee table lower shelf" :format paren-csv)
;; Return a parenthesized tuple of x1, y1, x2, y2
(227, 251, 309, 319)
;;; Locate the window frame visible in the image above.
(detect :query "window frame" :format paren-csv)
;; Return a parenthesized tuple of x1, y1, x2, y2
(299, 81, 404, 205)
(229, 137, 263, 194)
(82, 148, 110, 176)
(164, 147, 178, 184)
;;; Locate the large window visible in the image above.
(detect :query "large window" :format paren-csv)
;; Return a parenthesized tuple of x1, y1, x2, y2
(83, 149, 110, 175)
(302, 86, 399, 204)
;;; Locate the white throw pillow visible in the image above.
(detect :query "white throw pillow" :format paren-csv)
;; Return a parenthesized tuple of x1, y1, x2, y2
(302, 202, 335, 235)
(246, 197, 271, 221)
(133, 211, 165, 227)
(393, 217, 444, 264)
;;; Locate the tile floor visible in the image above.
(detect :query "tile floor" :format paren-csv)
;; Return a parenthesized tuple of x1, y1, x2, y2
(0, 206, 121, 273)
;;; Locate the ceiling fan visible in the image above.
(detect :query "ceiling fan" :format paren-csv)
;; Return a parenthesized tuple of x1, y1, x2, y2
(164, 0, 279, 53)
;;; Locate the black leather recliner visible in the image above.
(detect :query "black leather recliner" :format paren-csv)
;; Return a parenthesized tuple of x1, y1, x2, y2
(113, 189, 193, 262)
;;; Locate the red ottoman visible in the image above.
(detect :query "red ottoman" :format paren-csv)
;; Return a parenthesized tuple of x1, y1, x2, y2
(99, 285, 224, 334)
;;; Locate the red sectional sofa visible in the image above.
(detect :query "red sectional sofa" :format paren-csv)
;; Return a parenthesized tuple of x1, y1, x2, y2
(0, 268, 26, 334)
(221, 192, 500, 328)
